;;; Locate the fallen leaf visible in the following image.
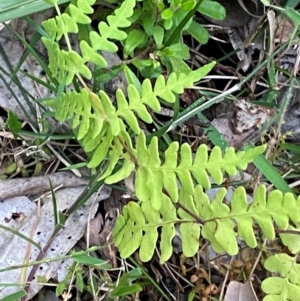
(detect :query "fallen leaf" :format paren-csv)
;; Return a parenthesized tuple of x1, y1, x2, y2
(224, 280, 258, 301)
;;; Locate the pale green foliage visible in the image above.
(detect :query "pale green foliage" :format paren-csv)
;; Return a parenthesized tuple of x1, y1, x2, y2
(280, 225, 300, 254)
(41, 0, 135, 84)
(45, 63, 215, 171)
(262, 254, 300, 301)
(40, 1, 296, 300)
(113, 184, 300, 264)
(135, 132, 266, 210)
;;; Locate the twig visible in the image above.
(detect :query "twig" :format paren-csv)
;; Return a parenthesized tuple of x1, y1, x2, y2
(0, 171, 88, 199)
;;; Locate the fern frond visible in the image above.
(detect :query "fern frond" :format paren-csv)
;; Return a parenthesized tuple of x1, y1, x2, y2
(45, 62, 215, 168)
(142, 61, 215, 105)
(78, 0, 136, 66)
(45, 89, 102, 139)
(113, 185, 300, 263)
(262, 254, 300, 301)
(42, 0, 136, 83)
(84, 0, 136, 53)
(135, 131, 266, 210)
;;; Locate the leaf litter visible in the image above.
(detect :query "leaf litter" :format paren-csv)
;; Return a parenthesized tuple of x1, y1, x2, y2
(0, 185, 111, 300)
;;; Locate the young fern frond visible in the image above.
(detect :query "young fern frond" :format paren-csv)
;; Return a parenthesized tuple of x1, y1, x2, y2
(42, 0, 95, 40)
(112, 185, 300, 264)
(135, 131, 266, 209)
(41, 0, 136, 84)
(83, 0, 135, 53)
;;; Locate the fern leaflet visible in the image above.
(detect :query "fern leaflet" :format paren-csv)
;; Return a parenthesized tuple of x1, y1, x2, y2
(262, 253, 300, 301)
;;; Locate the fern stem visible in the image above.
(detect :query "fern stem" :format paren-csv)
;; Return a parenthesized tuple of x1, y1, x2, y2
(117, 136, 138, 165)
(76, 74, 107, 116)
(128, 257, 172, 301)
(176, 202, 204, 225)
(122, 45, 156, 64)
(54, 3, 72, 51)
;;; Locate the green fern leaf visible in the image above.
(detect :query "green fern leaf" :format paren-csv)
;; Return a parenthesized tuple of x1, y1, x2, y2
(65, 50, 92, 80)
(45, 89, 97, 138)
(69, 0, 95, 24)
(42, 38, 64, 80)
(42, 13, 78, 41)
(87, 130, 114, 168)
(141, 79, 161, 111)
(82, 122, 108, 152)
(202, 185, 300, 254)
(230, 187, 256, 247)
(122, 86, 152, 124)
(149, 62, 216, 104)
(113, 202, 144, 258)
(98, 138, 123, 180)
(178, 190, 200, 257)
(158, 196, 177, 263)
(105, 158, 135, 184)
(262, 254, 300, 301)
(116, 89, 141, 133)
(78, 0, 95, 13)
(135, 134, 164, 210)
(161, 142, 179, 202)
(135, 167, 151, 201)
(80, 40, 107, 67)
(135, 131, 266, 209)
(87, 0, 135, 52)
(114, 184, 300, 263)
(42, 0, 136, 82)
(113, 195, 177, 263)
(280, 225, 300, 254)
(45, 59, 216, 169)
(177, 144, 194, 194)
(42, 39, 92, 84)
(248, 185, 275, 239)
(139, 201, 160, 262)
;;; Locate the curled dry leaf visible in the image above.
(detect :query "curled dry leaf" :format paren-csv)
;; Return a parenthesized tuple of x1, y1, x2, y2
(212, 116, 255, 148)
(233, 99, 275, 134)
(276, 15, 294, 43)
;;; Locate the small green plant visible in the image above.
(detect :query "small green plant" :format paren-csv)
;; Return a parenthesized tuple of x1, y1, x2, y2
(34, 0, 300, 300)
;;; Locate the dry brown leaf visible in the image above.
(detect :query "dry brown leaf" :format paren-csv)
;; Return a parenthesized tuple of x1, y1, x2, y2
(233, 99, 274, 134)
(276, 15, 294, 43)
(224, 280, 258, 301)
